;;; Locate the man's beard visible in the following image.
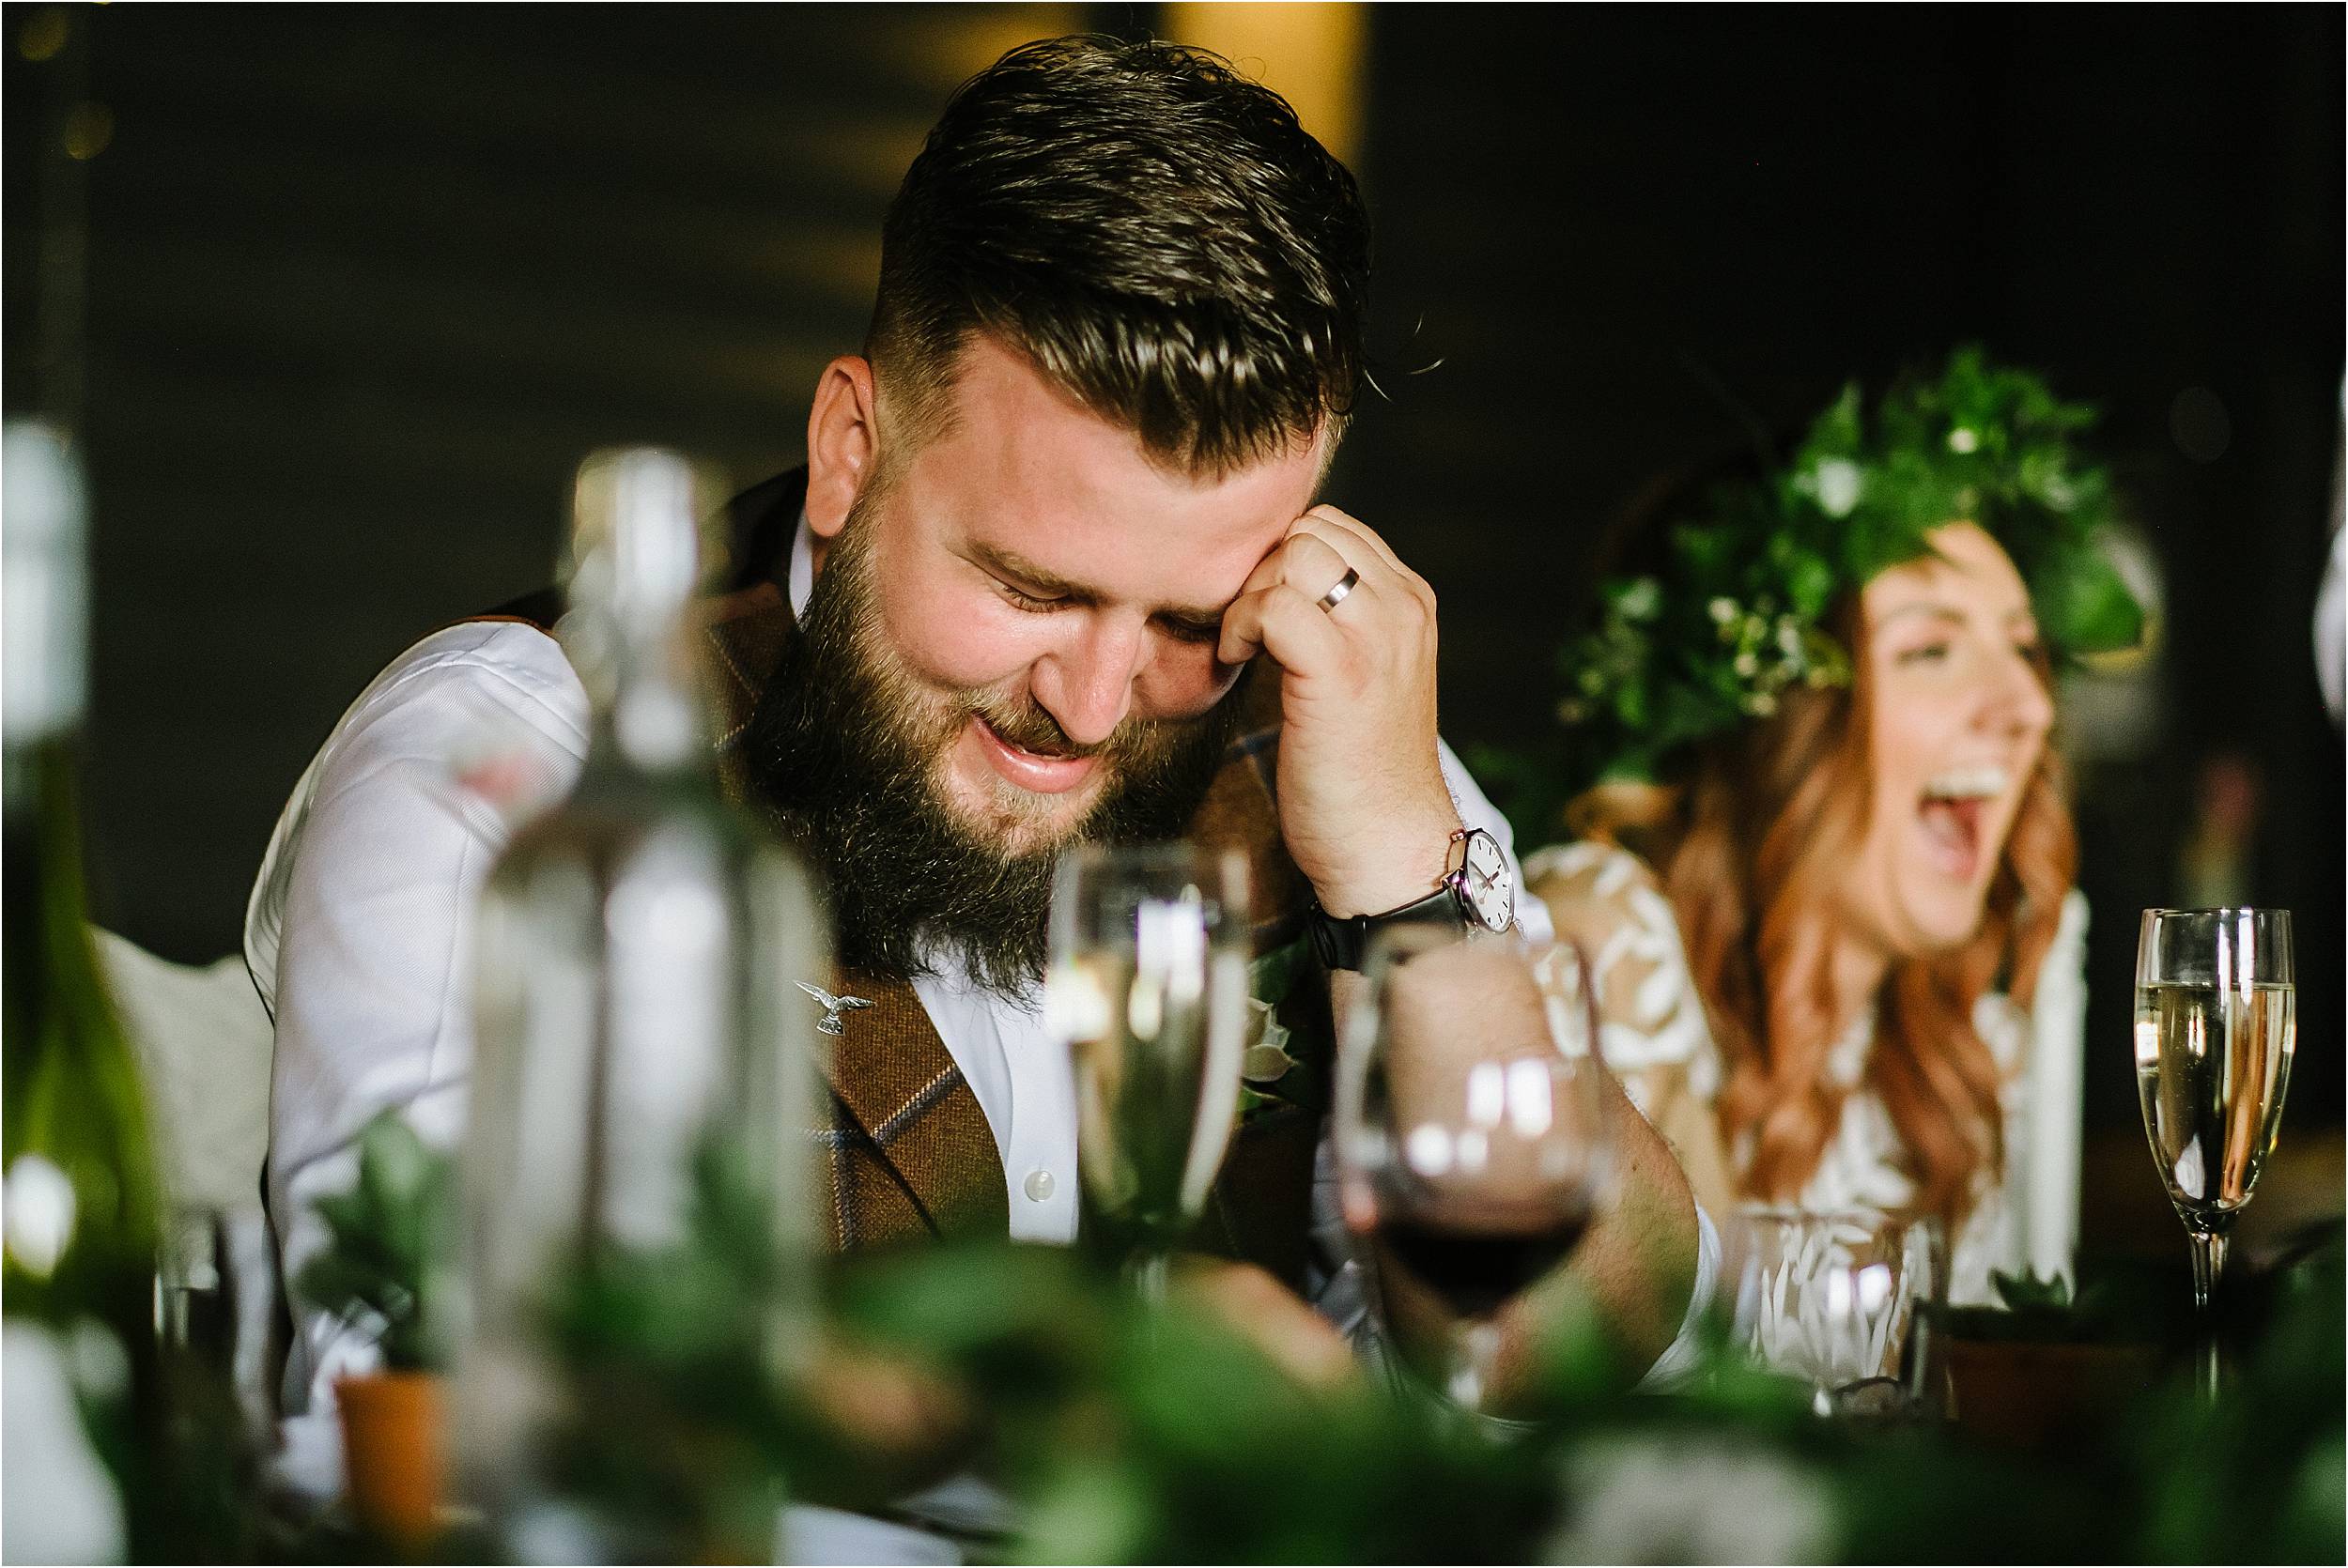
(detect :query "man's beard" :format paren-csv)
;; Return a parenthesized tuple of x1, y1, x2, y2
(738, 505, 1247, 994)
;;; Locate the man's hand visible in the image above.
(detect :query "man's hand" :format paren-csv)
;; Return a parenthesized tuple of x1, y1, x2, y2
(1216, 504, 1461, 917)
(1172, 1258, 1361, 1391)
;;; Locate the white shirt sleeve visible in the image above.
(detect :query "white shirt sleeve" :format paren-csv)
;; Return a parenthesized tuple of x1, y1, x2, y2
(247, 623, 587, 1414)
(1435, 738, 1552, 942)
(1633, 1200, 1719, 1391)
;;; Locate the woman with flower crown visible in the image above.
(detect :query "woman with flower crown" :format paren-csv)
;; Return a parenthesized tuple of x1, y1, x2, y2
(1522, 350, 2143, 1304)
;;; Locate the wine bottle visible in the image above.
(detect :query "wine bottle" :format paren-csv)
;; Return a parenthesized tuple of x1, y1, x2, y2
(1, 423, 162, 1560)
(453, 450, 826, 1558)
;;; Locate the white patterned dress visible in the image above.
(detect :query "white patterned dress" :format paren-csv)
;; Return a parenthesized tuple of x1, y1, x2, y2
(1524, 840, 2090, 1305)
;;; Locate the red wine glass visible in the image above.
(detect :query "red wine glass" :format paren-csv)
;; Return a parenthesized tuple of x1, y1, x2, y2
(1334, 929, 1614, 1412)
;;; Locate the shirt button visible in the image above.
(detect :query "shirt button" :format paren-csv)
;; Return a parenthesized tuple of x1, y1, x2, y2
(1023, 1168, 1056, 1203)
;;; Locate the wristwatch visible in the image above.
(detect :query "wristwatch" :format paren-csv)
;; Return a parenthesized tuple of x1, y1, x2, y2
(1307, 825, 1516, 972)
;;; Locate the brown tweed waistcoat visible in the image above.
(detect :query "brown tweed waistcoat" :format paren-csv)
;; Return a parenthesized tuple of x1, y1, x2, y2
(489, 469, 1331, 1287)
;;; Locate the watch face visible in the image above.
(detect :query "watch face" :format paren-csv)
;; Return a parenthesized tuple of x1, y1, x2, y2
(1458, 829, 1514, 932)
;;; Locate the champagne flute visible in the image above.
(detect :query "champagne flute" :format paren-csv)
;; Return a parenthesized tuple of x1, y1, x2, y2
(1334, 928, 1613, 1412)
(1044, 844, 1251, 1301)
(2134, 907, 2295, 1392)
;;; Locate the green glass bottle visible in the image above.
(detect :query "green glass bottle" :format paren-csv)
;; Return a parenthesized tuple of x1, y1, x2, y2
(2, 423, 163, 1555)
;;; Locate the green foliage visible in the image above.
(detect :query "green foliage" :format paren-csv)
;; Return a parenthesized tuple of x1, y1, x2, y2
(1543, 347, 2145, 797)
(1989, 1268, 2077, 1313)
(1938, 1256, 2204, 1349)
(1936, 1267, 2114, 1344)
(2134, 1237, 2346, 1563)
(817, 1236, 2344, 1564)
(830, 1241, 1561, 1562)
(1464, 738, 1576, 853)
(533, 1132, 818, 1560)
(472, 1130, 2343, 1565)
(294, 1109, 455, 1372)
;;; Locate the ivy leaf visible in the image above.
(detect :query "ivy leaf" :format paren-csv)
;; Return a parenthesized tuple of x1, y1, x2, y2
(1992, 1268, 2074, 1313)
(1784, 548, 1835, 618)
(1248, 940, 1306, 1007)
(2040, 553, 2144, 655)
(1613, 576, 1662, 621)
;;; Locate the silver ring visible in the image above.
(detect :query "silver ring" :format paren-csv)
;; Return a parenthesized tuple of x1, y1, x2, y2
(1317, 566, 1360, 613)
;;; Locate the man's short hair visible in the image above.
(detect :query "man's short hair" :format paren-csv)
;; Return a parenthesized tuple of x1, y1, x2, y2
(869, 34, 1371, 476)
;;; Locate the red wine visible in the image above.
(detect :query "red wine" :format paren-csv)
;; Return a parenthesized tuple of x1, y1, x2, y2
(1375, 1207, 1591, 1319)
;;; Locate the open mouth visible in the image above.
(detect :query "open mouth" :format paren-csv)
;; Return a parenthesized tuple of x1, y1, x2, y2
(969, 715, 1102, 795)
(1915, 765, 2010, 882)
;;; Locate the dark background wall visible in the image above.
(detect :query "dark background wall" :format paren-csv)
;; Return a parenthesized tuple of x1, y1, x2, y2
(7, 6, 2340, 1232)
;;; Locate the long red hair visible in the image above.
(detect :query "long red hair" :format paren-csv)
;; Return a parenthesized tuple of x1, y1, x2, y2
(1569, 599, 2077, 1222)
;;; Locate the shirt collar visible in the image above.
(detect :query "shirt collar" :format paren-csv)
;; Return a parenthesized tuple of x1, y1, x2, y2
(788, 510, 814, 622)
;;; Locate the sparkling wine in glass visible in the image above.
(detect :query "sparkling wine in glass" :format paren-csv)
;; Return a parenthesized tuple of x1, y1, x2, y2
(1335, 929, 1613, 1412)
(2133, 907, 2295, 1389)
(1044, 844, 1250, 1300)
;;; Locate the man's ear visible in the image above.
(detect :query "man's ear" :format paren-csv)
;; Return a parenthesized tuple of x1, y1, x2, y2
(805, 355, 878, 542)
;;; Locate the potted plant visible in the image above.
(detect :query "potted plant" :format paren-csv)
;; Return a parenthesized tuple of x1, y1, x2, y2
(296, 1110, 456, 1545)
(1938, 1268, 2162, 1447)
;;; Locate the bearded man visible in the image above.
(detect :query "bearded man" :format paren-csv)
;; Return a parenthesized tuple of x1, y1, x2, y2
(248, 35, 1710, 1421)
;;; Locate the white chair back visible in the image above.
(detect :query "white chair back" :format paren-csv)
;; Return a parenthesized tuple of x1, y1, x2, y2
(91, 930, 274, 1216)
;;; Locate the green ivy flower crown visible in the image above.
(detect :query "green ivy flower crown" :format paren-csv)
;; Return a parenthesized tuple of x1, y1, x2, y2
(1555, 346, 2145, 792)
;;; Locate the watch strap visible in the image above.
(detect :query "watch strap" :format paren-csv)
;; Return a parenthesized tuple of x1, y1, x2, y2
(1307, 884, 1467, 972)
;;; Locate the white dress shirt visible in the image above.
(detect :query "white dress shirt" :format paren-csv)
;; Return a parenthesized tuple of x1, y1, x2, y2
(248, 516, 1713, 1414)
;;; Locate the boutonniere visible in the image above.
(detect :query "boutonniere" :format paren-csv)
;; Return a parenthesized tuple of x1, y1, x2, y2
(1236, 938, 1308, 1123)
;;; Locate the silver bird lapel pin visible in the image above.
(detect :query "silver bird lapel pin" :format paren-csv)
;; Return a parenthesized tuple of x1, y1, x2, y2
(796, 980, 875, 1037)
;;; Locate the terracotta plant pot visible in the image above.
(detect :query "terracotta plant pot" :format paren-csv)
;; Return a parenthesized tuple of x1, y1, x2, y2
(335, 1370, 445, 1545)
(1944, 1339, 2158, 1448)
